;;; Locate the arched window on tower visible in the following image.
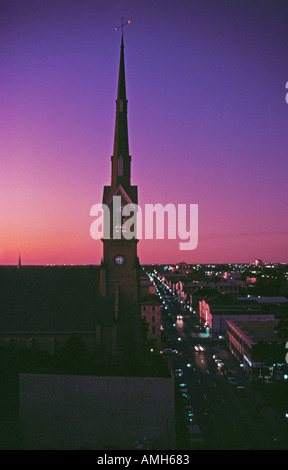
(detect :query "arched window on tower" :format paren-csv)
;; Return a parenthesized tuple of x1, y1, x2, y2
(118, 155, 123, 176)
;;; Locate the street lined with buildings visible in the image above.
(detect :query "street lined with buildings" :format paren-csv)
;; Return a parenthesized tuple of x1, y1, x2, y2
(151, 272, 288, 450)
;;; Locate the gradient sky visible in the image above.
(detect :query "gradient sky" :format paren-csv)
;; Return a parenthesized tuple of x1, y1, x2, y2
(0, 0, 288, 265)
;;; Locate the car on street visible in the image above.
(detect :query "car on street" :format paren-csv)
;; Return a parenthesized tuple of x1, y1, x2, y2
(160, 348, 178, 355)
(183, 404, 194, 415)
(216, 361, 225, 369)
(180, 391, 191, 403)
(179, 382, 188, 391)
(175, 369, 184, 377)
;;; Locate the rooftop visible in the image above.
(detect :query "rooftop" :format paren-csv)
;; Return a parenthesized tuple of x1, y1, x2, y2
(0, 265, 100, 333)
(202, 294, 262, 310)
(227, 319, 282, 345)
(141, 286, 161, 306)
(238, 296, 288, 304)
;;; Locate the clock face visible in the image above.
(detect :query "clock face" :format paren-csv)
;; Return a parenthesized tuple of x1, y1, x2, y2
(114, 255, 125, 266)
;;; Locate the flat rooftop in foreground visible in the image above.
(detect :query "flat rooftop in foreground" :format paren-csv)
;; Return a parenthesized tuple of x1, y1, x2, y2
(228, 319, 282, 344)
(22, 356, 172, 379)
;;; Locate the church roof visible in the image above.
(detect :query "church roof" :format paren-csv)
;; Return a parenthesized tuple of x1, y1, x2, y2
(0, 266, 100, 333)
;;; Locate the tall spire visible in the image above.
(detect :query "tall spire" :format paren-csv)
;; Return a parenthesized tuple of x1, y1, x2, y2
(116, 35, 127, 105)
(111, 34, 131, 189)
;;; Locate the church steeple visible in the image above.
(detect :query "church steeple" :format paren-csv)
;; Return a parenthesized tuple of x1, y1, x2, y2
(18, 253, 22, 270)
(99, 32, 142, 367)
(111, 34, 131, 190)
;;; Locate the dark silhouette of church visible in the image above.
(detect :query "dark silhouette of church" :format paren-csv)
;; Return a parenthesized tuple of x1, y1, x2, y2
(0, 34, 175, 451)
(97, 34, 143, 367)
(0, 35, 144, 373)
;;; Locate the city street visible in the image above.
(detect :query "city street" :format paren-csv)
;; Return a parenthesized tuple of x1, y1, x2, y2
(155, 277, 286, 450)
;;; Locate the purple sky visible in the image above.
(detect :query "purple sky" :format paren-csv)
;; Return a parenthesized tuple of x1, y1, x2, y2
(0, 0, 288, 265)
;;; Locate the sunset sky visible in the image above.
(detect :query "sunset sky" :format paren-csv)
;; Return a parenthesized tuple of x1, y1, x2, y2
(1, 0, 288, 265)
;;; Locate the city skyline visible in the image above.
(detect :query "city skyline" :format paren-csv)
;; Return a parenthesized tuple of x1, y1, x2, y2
(1, 0, 288, 266)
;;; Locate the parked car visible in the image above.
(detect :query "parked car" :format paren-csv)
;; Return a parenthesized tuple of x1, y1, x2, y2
(183, 404, 194, 415)
(228, 377, 238, 387)
(235, 386, 247, 397)
(179, 383, 188, 393)
(180, 391, 191, 403)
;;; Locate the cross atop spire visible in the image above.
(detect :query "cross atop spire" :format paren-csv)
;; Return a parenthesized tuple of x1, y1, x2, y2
(114, 17, 131, 36)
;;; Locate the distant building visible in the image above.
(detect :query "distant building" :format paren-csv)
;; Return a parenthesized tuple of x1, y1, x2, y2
(223, 271, 242, 280)
(175, 262, 191, 274)
(238, 296, 288, 318)
(199, 294, 274, 340)
(238, 296, 288, 305)
(140, 275, 153, 286)
(186, 280, 250, 315)
(141, 286, 162, 346)
(176, 280, 241, 303)
(227, 319, 288, 381)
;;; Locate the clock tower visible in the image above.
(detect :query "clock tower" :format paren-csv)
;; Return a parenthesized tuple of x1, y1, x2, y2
(98, 34, 143, 367)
